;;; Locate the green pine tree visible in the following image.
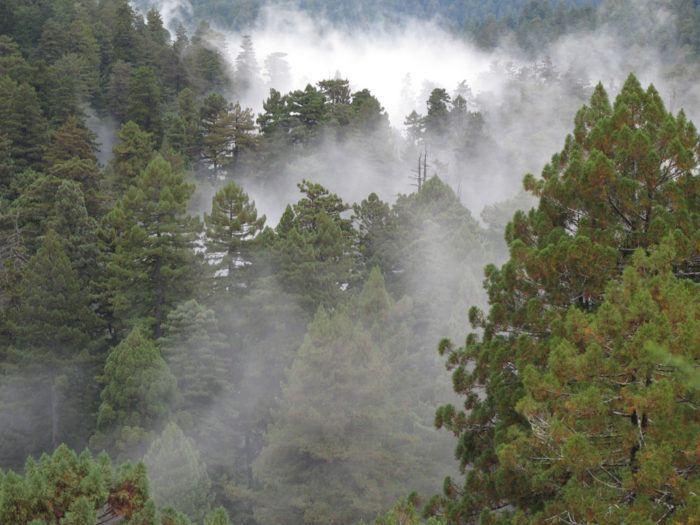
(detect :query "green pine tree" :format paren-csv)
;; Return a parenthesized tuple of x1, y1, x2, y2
(430, 75, 699, 522)
(91, 326, 177, 460)
(143, 422, 214, 522)
(101, 153, 201, 338)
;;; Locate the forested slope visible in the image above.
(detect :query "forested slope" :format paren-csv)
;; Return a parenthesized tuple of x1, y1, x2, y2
(132, 0, 602, 31)
(0, 0, 697, 524)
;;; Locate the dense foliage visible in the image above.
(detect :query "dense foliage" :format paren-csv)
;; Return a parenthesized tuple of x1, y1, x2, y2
(132, 0, 602, 31)
(0, 0, 698, 524)
(430, 75, 699, 523)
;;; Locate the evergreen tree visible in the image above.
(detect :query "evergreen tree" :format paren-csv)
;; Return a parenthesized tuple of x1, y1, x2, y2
(204, 181, 265, 291)
(234, 34, 260, 96)
(510, 247, 699, 523)
(0, 77, 47, 171)
(111, 0, 138, 63)
(91, 326, 177, 459)
(273, 180, 355, 310)
(424, 88, 451, 136)
(44, 115, 102, 215)
(41, 52, 98, 124)
(0, 445, 156, 524)
(255, 269, 453, 524)
(109, 120, 155, 196)
(127, 66, 163, 142)
(101, 154, 201, 338)
(45, 180, 100, 286)
(159, 300, 228, 419)
(0, 35, 33, 84)
(199, 97, 256, 177)
(143, 422, 214, 522)
(7, 231, 101, 454)
(430, 75, 699, 522)
(106, 60, 134, 123)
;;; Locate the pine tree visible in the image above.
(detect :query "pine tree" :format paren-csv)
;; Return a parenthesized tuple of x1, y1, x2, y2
(0, 445, 156, 524)
(101, 154, 201, 338)
(109, 120, 155, 196)
(204, 181, 265, 292)
(234, 34, 259, 96)
(106, 59, 134, 123)
(430, 75, 700, 522)
(45, 180, 100, 287)
(111, 0, 138, 63)
(44, 115, 102, 215)
(6, 231, 101, 455)
(273, 180, 356, 310)
(510, 247, 699, 523)
(254, 269, 453, 524)
(91, 326, 177, 459)
(143, 422, 214, 522)
(127, 66, 163, 142)
(0, 77, 47, 171)
(159, 300, 228, 419)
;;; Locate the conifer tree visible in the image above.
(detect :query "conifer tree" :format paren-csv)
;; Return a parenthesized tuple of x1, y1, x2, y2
(273, 180, 356, 310)
(101, 153, 201, 338)
(510, 247, 699, 523)
(44, 115, 102, 215)
(430, 75, 699, 522)
(91, 326, 177, 459)
(5, 231, 102, 456)
(160, 300, 228, 418)
(109, 120, 155, 195)
(46, 180, 100, 284)
(255, 268, 455, 524)
(204, 181, 265, 291)
(0, 445, 157, 524)
(144, 422, 214, 522)
(127, 66, 163, 142)
(0, 77, 47, 171)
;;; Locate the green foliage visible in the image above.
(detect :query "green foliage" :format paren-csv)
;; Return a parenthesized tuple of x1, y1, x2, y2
(0, 445, 155, 525)
(144, 422, 214, 522)
(515, 248, 699, 522)
(0, 77, 47, 171)
(255, 269, 454, 524)
(204, 181, 265, 292)
(198, 94, 257, 176)
(432, 75, 699, 522)
(127, 66, 163, 142)
(0, 231, 102, 464)
(272, 180, 356, 310)
(101, 153, 201, 338)
(43, 116, 101, 215)
(110, 121, 155, 196)
(160, 300, 228, 418)
(91, 326, 177, 460)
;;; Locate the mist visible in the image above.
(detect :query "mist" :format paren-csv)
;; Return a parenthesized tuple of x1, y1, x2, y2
(137, 0, 700, 226)
(118, 1, 700, 520)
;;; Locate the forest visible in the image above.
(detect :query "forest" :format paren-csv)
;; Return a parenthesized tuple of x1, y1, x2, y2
(0, 0, 698, 524)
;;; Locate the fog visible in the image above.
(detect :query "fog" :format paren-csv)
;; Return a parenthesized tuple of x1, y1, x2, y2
(136, 0, 700, 225)
(119, 1, 700, 520)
